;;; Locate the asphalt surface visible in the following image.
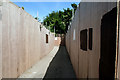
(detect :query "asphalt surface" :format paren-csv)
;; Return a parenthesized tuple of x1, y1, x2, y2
(43, 46, 77, 79)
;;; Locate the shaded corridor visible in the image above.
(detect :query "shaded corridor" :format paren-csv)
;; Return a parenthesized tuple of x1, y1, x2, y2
(43, 46, 76, 79)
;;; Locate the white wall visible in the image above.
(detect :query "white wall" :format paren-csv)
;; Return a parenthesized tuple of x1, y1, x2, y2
(0, 0, 2, 79)
(2, 1, 55, 78)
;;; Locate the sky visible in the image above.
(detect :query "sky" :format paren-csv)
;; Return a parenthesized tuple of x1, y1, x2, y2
(10, 2, 79, 22)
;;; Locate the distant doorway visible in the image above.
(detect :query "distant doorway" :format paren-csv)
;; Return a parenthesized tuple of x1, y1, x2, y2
(99, 7, 117, 79)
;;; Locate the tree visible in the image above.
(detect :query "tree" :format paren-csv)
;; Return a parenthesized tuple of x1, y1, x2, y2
(22, 7, 24, 10)
(43, 3, 77, 34)
(35, 17, 41, 22)
(35, 17, 38, 20)
(71, 3, 77, 14)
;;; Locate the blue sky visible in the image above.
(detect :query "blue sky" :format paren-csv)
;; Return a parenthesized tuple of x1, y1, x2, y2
(11, 2, 79, 22)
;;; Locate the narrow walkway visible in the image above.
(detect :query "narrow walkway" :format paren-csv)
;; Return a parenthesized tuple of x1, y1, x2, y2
(43, 46, 76, 79)
(18, 46, 59, 78)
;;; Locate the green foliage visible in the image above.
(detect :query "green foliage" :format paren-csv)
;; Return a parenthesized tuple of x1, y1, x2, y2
(35, 17, 41, 22)
(71, 3, 77, 14)
(35, 17, 39, 20)
(43, 3, 77, 34)
(22, 7, 24, 10)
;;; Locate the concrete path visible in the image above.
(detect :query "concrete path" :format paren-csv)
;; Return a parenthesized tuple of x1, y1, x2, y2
(18, 46, 59, 78)
(18, 46, 76, 79)
(43, 46, 76, 79)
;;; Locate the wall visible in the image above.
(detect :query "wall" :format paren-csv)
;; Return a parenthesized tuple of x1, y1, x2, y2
(0, 0, 2, 79)
(117, 2, 120, 79)
(66, 2, 117, 78)
(54, 37, 61, 46)
(54, 34, 65, 46)
(2, 1, 55, 78)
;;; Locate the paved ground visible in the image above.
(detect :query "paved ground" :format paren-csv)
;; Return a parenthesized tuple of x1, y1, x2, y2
(43, 46, 76, 79)
(18, 46, 59, 78)
(18, 46, 76, 79)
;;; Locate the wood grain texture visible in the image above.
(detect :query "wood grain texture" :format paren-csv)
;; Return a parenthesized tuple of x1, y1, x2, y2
(2, 2, 55, 78)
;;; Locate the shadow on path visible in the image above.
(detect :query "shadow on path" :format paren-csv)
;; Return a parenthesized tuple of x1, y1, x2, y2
(43, 46, 77, 79)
